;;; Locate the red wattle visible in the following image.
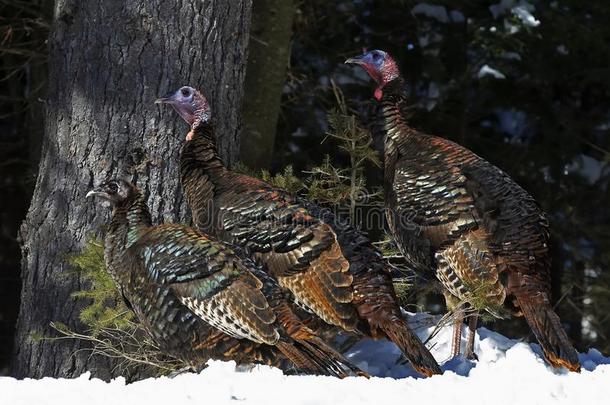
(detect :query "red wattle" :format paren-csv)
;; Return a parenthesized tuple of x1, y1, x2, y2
(374, 88, 383, 100)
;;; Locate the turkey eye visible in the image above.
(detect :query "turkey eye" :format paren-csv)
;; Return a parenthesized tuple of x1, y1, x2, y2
(108, 183, 119, 193)
(372, 52, 381, 62)
(181, 88, 191, 97)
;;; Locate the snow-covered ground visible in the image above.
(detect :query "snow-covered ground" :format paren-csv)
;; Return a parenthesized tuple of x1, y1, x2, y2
(3, 313, 609, 405)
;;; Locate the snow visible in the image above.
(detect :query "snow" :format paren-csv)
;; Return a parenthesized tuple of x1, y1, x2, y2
(499, 51, 522, 60)
(495, 108, 528, 138)
(512, 5, 540, 27)
(563, 154, 605, 185)
(449, 10, 465, 24)
(556, 45, 570, 55)
(2, 312, 609, 405)
(411, 3, 449, 23)
(478, 65, 506, 79)
(416, 31, 442, 49)
(490, 0, 516, 19)
(422, 82, 440, 111)
(411, 4, 465, 24)
(489, 0, 540, 27)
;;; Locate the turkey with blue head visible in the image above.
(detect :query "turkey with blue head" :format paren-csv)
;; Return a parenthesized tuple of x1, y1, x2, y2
(155, 86, 442, 377)
(345, 49, 580, 372)
(87, 178, 364, 377)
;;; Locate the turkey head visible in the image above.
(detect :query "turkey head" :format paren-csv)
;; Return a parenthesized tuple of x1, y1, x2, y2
(156, 86, 211, 139)
(86, 179, 136, 206)
(345, 49, 399, 100)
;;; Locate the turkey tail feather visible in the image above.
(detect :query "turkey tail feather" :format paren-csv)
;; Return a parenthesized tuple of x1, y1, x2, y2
(275, 339, 363, 378)
(298, 336, 368, 377)
(258, 274, 364, 378)
(516, 296, 581, 372)
(380, 317, 442, 376)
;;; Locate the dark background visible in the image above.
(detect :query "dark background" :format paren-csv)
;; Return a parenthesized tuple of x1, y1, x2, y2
(1, 0, 609, 373)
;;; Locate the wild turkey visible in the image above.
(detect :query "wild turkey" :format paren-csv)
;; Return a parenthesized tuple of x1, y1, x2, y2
(345, 49, 581, 372)
(155, 87, 442, 377)
(87, 179, 362, 377)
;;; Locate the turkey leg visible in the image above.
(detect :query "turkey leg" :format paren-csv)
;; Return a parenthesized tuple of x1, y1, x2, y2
(464, 311, 479, 360)
(450, 309, 464, 358)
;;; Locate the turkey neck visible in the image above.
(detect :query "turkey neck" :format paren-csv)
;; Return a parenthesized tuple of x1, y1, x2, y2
(180, 121, 230, 232)
(180, 122, 227, 182)
(105, 192, 152, 277)
(378, 77, 420, 189)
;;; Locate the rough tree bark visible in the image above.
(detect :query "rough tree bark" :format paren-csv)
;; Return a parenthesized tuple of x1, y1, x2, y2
(12, 0, 252, 379)
(241, 0, 294, 169)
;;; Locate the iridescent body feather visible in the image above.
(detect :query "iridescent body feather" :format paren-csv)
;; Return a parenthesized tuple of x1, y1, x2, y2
(158, 86, 441, 376)
(98, 181, 362, 377)
(351, 50, 580, 371)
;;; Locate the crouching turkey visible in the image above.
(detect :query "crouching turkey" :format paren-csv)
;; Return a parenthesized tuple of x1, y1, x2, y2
(87, 179, 362, 377)
(346, 49, 580, 372)
(156, 86, 441, 377)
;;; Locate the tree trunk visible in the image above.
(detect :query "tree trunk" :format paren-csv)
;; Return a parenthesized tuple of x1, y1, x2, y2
(12, 0, 252, 379)
(240, 0, 294, 169)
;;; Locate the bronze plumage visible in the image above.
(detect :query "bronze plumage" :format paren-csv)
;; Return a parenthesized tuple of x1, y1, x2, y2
(89, 179, 362, 377)
(157, 86, 441, 377)
(346, 49, 580, 372)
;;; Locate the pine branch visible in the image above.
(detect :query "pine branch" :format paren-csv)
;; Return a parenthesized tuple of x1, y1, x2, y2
(44, 238, 186, 377)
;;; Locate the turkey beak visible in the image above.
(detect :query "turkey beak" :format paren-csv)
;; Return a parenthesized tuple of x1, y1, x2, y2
(86, 188, 105, 199)
(155, 91, 176, 104)
(345, 56, 365, 65)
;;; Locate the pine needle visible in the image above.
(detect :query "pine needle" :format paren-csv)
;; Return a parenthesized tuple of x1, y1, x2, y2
(42, 238, 189, 377)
